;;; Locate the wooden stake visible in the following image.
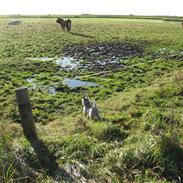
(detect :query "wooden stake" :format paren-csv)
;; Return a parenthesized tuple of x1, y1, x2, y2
(15, 87, 37, 140)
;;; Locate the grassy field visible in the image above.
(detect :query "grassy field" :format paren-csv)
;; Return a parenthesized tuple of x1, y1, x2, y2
(0, 17, 183, 182)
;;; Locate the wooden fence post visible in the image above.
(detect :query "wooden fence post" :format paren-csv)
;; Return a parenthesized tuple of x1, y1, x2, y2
(15, 87, 37, 140)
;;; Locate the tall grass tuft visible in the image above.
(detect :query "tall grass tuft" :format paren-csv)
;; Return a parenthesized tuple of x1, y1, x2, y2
(104, 131, 183, 182)
(174, 69, 183, 95)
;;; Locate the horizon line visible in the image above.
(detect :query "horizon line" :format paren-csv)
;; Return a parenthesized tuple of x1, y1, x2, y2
(0, 14, 183, 17)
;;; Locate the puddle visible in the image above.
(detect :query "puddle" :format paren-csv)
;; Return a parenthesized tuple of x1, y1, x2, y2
(27, 57, 54, 61)
(27, 77, 36, 90)
(26, 54, 125, 72)
(27, 78, 35, 83)
(62, 78, 99, 88)
(26, 77, 56, 94)
(26, 42, 144, 72)
(37, 86, 57, 94)
(96, 60, 106, 66)
(159, 48, 166, 53)
(55, 57, 78, 69)
(27, 56, 79, 70)
(48, 86, 56, 94)
(26, 75, 100, 93)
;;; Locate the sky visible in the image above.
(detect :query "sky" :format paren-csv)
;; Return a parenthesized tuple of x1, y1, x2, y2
(0, 0, 183, 16)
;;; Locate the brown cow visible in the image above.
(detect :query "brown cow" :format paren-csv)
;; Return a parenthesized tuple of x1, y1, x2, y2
(56, 18, 72, 32)
(65, 19, 72, 32)
(56, 18, 65, 31)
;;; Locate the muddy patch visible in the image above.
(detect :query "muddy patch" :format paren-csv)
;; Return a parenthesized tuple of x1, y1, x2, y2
(65, 42, 143, 60)
(64, 42, 144, 71)
(62, 78, 99, 88)
(8, 20, 21, 25)
(150, 49, 183, 61)
(26, 42, 144, 72)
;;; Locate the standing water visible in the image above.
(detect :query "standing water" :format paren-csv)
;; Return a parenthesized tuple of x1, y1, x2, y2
(55, 57, 78, 69)
(62, 78, 99, 88)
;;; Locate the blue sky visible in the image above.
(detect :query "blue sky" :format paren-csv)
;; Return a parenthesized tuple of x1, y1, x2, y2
(0, 0, 182, 16)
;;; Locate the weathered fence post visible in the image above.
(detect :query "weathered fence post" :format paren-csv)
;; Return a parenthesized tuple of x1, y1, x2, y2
(15, 87, 75, 180)
(15, 87, 37, 140)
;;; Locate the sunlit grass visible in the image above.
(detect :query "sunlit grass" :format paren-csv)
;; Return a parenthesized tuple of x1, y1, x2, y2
(0, 17, 183, 182)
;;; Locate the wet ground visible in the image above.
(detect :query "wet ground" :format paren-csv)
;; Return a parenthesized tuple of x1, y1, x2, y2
(62, 78, 99, 88)
(8, 20, 21, 25)
(27, 57, 54, 61)
(26, 76, 100, 94)
(55, 57, 78, 70)
(64, 42, 144, 71)
(27, 42, 144, 72)
(26, 42, 145, 93)
(27, 56, 78, 70)
(150, 48, 183, 61)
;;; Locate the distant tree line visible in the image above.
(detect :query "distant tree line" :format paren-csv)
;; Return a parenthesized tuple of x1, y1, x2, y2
(0, 14, 182, 22)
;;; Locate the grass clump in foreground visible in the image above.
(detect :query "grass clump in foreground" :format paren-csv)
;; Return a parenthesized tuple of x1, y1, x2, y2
(104, 132, 183, 182)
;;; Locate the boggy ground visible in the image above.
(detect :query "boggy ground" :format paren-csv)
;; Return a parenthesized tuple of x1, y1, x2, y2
(64, 41, 145, 71)
(0, 17, 183, 182)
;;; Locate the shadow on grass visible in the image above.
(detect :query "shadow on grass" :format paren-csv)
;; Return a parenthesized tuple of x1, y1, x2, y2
(70, 32, 95, 38)
(29, 138, 74, 182)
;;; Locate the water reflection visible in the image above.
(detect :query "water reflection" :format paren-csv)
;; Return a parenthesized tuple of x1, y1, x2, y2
(55, 57, 78, 69)
(62, 78, 99, 88)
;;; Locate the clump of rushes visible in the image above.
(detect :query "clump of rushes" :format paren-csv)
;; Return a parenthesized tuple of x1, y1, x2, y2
(104, 131, 183, 182)
(89, 122, 128, 142)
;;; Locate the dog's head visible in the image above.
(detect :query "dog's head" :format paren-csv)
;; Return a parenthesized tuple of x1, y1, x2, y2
(56, 18, 64, 24)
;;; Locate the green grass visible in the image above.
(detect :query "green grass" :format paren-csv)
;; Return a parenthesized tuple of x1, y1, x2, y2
(0, 17, 183, 182)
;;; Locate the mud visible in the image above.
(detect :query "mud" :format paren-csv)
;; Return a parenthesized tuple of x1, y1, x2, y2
(8, 20, 21, 25)
(25, 42, 144, 92)
(150, 49, 183, 61)
(64, 42, 144, 71)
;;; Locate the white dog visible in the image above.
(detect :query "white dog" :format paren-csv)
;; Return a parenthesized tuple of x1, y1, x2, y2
(88, 100, 101, 121)
(82, 96, 101, 120)
(82, 95, 92, 117)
